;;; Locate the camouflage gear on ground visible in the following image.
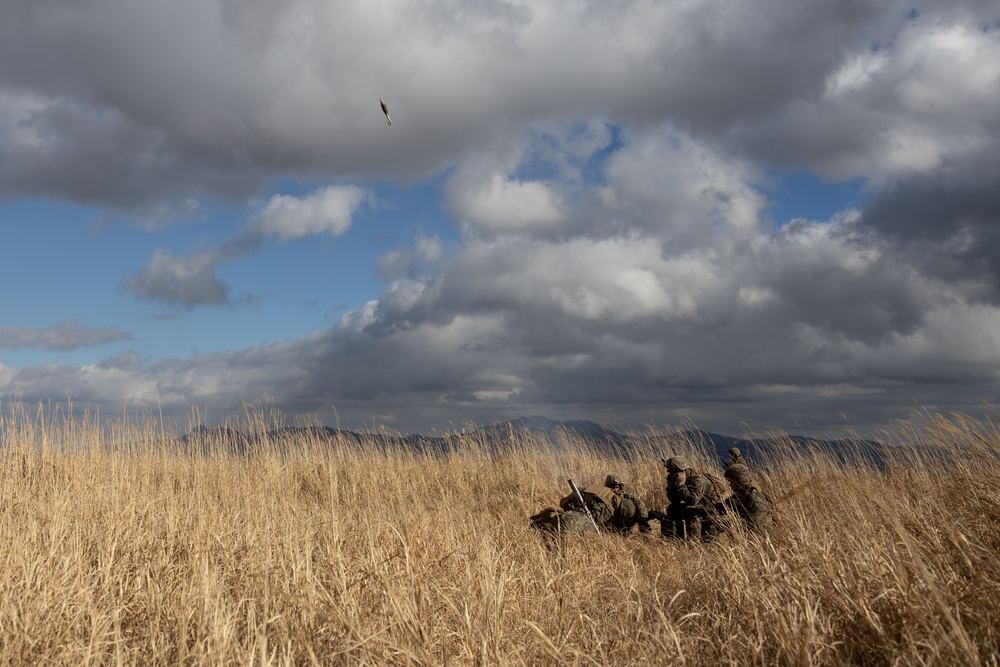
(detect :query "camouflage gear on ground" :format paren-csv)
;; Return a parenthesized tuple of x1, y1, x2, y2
(622, 491, 651, 532)
(609, 497, 637, 534)
(530, 506, 563, 528)
(559, 509, 601, 534)
(529, 507, 601, 535)
(559, 483, 620, 528)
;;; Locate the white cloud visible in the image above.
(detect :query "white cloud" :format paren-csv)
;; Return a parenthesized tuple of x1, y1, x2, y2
(414, 234, 444, 263)
(598, 129, 769, 249)
(448, 174, 565, 233)
(253, 185, 368, 240)
(737, 13, 1000, 182)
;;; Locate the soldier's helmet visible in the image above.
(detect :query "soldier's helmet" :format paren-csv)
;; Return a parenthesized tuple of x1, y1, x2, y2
(728, 447, 741, 457)
(664, 456, 690, 472)
(724, 463, 753, 487)
(605, 472, 625, 489)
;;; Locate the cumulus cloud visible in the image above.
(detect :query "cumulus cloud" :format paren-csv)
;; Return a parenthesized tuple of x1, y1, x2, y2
(4, 1, 1000, 435)
(17, 117, 989, 434)
(733, 11, 1000, 181)
(857, 152, 1000, 300)
(125, 184, 370, 308)
(0, 0, 937, 211)
(122, 247, 240, 309)
(0, 321, 133, 351)
(250, 185, 368, 240)
(447, 174, 565, 233)
(376, 234, 445, 280)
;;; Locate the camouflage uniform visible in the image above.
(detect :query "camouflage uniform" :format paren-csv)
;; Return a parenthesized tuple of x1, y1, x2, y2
(608, 495, 654, 535)
(557, 509, 601, 534)
(559, 482, 620, 530)
(621, 491, 651, 533)
(661, 456, 716, 540)
(604, 472, 652, 534)
(530, 506, 599, 535)
(554, 473, 651, 535)
(726, 447, 747, 468)
(720, 464, 772, 533)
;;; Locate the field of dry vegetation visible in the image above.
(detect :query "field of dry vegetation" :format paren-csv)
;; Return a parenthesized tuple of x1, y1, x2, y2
(1, 403, 998, 666)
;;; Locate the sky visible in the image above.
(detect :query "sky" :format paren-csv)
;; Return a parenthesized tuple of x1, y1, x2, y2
(1, 0, 999, 438)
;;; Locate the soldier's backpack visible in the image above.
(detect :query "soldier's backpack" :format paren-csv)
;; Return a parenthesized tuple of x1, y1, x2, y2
(700, 471, 729, 504)
(560, 510, 600, 534)
(530, 506, 599, 534)
(530, 506, 564, 530)
(581, 483, 621, 513)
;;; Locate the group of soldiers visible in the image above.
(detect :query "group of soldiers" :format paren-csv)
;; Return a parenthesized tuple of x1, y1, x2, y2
(530, 448, 773, 541)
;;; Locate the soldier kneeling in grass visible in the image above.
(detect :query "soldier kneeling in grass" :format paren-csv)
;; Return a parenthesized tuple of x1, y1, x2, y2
(654, 456, 728, 541)
(716, 463, 773, 534)
(725, 447, 747, 468)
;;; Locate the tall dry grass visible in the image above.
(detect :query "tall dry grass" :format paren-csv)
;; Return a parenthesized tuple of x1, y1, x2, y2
(0, 403, 998, 666)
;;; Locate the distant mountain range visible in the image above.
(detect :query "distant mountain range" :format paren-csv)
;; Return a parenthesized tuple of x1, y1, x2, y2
(180, 414, 886, 468)
(472, 415, 885, 466)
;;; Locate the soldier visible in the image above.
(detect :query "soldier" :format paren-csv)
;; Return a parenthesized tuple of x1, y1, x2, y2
(558, 477, 617, 530)
(720, 464, 772, 533)
(659, 456, 725, 540)
(603, 472, 653, 535)
(726, 447, 747, 468)
(529, 473, 650, 535)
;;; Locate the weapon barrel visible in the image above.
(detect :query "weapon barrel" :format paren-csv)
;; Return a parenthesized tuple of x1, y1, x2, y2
(646, 509, 670, 523)
(568, 478, 601, 534)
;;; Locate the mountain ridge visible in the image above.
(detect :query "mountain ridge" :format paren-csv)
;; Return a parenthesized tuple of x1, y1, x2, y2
(180, 415, 884, 467)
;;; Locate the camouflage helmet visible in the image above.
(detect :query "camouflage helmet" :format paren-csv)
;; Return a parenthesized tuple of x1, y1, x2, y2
(664, 456, 690, 472)
(728, 447, 741, 457)
(724, 463, 753, 487)
(605, 472, 625, 489)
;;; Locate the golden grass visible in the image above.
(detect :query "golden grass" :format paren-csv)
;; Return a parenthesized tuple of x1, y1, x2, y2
(1, 404, 998, 666)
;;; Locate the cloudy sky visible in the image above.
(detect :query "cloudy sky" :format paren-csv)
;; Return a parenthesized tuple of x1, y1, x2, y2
(1, 0, 999, 437)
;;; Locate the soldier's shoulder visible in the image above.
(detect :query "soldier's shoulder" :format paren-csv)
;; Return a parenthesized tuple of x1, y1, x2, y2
(689, 471, 713, 486)
(623, 491, 647, 509)
(748, 488, 771, 509)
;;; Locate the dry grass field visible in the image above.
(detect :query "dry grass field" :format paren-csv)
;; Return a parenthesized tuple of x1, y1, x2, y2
(1, 403, 998, 666)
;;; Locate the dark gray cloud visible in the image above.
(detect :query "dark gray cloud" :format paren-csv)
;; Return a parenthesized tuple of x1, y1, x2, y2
(857, 152, 1000, 300)
(0, 101, 259, 208)
(0, 0, 951, 211)
(122, 247, 240, 309)
(731, 8, 1000, 178)
(0, 321, 133, 350)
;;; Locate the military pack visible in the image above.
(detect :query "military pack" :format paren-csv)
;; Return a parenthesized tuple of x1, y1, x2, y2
(701, 471, 729, 504)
